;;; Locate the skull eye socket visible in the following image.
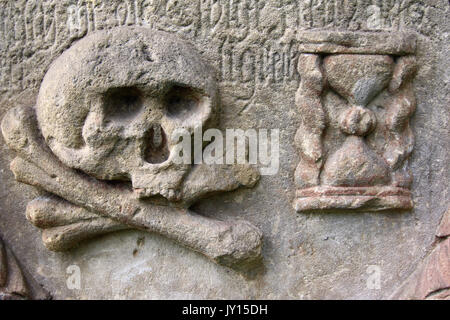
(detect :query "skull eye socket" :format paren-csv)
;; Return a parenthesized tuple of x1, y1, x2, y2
(103, 87, 143, 122)
(165, 86, 203, 120)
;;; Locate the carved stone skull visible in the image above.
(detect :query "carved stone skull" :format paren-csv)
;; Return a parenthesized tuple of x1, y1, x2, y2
(36, 27, 218, 200)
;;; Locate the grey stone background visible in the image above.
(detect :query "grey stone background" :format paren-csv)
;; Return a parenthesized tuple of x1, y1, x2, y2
(0, 0, 448, 299)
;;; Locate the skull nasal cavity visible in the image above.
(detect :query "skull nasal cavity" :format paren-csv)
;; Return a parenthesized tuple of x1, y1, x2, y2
(103, 87, 143, 122)
(144, 124, 170, 164)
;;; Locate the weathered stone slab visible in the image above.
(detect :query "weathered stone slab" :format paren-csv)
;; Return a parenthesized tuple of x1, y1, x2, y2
(0, 0, 448, 300)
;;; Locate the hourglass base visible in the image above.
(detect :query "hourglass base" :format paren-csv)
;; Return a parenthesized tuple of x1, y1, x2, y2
(294, 186, 412, 212)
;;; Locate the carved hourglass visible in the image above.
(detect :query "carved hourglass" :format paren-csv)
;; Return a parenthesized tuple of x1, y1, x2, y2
(294, 31, 417, 212)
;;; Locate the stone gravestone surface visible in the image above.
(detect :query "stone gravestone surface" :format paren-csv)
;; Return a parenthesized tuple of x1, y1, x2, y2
(0, 0, 448, 299)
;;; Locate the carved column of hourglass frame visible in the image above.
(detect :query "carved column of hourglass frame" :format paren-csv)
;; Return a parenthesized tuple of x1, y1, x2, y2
(294, 31, 417, 212)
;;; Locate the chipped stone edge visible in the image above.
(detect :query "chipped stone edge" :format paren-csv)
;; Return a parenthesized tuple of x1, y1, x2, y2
(390, 208, 450, 300)
(0, 236, 51, 300)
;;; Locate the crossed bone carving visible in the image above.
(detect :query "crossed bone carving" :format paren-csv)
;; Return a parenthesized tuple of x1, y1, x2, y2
(0, 27, 263, 269)
(2, 105, 262, 268)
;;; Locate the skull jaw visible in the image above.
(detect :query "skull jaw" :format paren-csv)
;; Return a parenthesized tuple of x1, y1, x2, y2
(131, 163, 191, 202)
